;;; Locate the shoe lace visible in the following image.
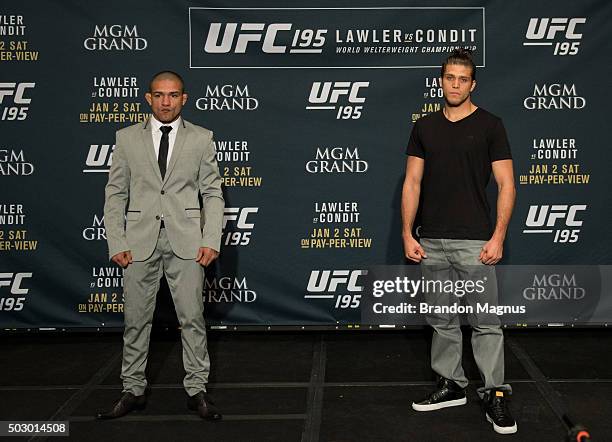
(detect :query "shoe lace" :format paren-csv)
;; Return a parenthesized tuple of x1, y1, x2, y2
(489, 396, 509, 420)
(429, 386, 450, 402)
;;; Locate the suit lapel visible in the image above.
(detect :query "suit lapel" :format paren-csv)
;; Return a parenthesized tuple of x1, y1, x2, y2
(163, 120, 189, 185)
(141, 118, 163, 182)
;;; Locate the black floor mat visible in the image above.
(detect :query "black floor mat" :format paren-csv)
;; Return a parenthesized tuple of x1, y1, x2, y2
(68, 420, 304, 442)
(324, 330, 529, 382)
(72, 386, 308, 417)
(0, 389, 74, 421)
(0, 330, 608, 442)
(552, 381, 612, 439)
(510, 329, 612, 379)
(101, 332, 316, 385)
(0, 335, 119, 386)
(320, 382, 564, 442)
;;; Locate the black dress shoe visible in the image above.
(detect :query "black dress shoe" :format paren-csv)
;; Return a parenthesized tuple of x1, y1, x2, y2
(187, 391, 222, 421)
(412, 377, 467, 411)
(95, 392, 146, 420)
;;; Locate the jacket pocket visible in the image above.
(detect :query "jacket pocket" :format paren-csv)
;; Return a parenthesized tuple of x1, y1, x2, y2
(185, 208, 201, 219)
(126, 210, 141, 221)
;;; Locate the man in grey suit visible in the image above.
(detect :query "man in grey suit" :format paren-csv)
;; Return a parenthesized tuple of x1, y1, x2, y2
(97, 71, 224, 420)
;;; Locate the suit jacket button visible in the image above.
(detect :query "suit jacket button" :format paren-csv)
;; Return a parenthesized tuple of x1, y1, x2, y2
(155, 215, 160, 220)
(161, 190, 165, 195)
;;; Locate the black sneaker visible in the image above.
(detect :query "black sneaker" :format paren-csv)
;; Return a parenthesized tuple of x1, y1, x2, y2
(412, 377, 467, 411)
(483, 390, 518, 434)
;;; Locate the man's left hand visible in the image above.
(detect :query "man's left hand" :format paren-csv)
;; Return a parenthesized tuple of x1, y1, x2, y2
(479, 237, 503, 265)
(196, 247, 219, 267)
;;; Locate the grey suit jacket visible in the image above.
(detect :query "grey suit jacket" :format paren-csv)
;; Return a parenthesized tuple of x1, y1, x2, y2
(104, 117, 225, 261)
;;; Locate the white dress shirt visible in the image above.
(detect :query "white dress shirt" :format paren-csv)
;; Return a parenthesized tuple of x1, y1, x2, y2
(150, 115, 181, 220)
(150, 115, 181, 167)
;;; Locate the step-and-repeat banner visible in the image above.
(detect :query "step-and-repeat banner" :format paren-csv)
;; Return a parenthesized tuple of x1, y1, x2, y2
(2, 0, 611, 329)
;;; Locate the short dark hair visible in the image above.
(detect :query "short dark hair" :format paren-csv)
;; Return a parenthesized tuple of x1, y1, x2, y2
(149, 70, 185, 93)
(441, 49, 476, 81)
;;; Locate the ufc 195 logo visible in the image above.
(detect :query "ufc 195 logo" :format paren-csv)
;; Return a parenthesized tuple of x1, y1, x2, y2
(0, 272, 32, 311)
(305, 270, 366, 309)
(204, 23, 326, 54)
(523, 205, 586, 243)
(0, 82, 35, 121)
(524, 18, 586, 56)
(222, 207, 258, 246)
(306, 82, 369, 120)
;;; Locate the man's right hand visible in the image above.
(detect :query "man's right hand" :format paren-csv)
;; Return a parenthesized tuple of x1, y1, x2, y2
(111, 251, 133, 268)
(403, 235, 427, 263)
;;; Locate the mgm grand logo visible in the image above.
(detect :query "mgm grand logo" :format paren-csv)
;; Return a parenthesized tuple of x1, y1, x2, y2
(523, 273, 585, 301)
(84, 25, 147, 51)
(195, 84, 258, 111)
(203, 276, 256, 303)
(306, 147, 368, 174)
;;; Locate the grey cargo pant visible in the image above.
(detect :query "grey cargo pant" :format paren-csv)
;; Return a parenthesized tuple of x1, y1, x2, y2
(420, 238, 511, 396)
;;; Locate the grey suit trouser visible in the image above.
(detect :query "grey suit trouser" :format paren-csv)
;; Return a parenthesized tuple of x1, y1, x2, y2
(420, 238, 511, 397)
(121, 228, 209, 397)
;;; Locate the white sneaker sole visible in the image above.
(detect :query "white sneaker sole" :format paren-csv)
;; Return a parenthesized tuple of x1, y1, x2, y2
(486, 413, 518, 434)
(412, 397, 467, 411)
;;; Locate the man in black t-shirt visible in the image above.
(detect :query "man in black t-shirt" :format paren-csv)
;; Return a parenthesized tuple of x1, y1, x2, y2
(402, 49, 517, 434)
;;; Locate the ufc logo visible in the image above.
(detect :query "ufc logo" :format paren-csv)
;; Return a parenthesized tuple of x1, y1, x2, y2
(525, 18, 586, 40)
(85, 144, 115, 168)
(0, 83, 35, 105)
(205, 23, 292, 54)
(223, 207, 258, 229)
(308, 82, 369, 105)
(0, 272, 32, 295)
(525, 205, 586, 228)
(307, 270, 364, 293)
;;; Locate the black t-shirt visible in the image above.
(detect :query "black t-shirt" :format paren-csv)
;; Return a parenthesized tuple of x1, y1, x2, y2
(406, 108, 511, 240)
